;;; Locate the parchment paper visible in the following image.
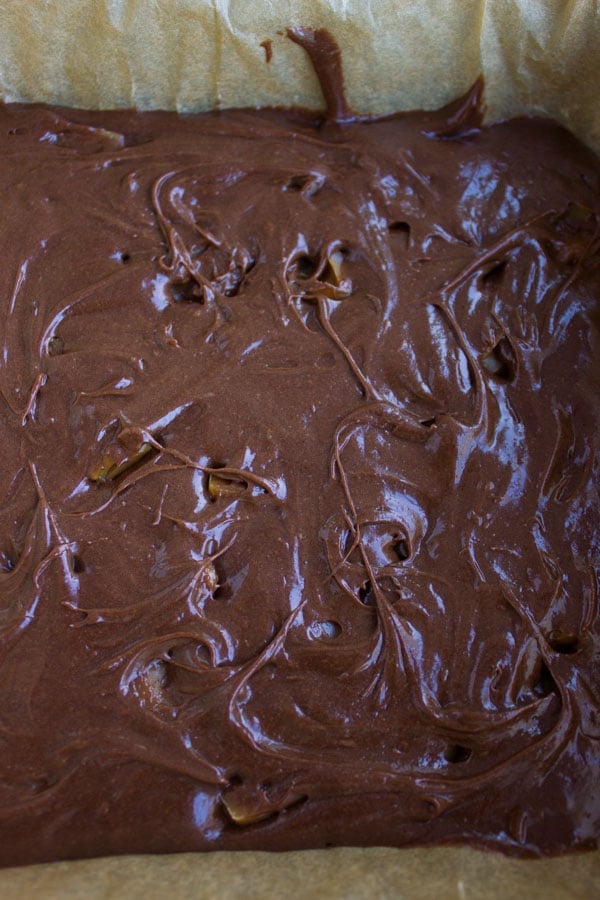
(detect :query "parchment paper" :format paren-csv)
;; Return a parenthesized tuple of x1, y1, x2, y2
(0, 1, 598, 897)
(0, 847, 599, 900)
(0, 0, 599, 153)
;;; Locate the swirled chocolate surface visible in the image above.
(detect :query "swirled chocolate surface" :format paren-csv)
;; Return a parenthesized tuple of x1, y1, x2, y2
(0, 62, 599, 865)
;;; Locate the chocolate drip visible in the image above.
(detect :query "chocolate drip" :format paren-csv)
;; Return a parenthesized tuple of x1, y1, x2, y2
(287, 27, 353, 121)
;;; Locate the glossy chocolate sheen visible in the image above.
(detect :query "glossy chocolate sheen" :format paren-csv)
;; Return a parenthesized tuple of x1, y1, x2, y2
(0, 55, 599, 864)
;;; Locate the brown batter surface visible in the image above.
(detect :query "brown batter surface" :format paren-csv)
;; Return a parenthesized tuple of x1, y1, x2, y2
(0, 33, 598, 865)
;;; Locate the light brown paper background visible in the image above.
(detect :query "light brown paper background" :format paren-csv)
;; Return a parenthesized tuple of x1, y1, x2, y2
(0, 848, 598, 900)
(0, 0, 599, 153)
(0, 1, 598, 896)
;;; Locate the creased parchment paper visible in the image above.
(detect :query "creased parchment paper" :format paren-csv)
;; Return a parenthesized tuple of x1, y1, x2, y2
(0, 1, 598, 897)
(0, 848, 598, 900)
(0, 0, 599, 152)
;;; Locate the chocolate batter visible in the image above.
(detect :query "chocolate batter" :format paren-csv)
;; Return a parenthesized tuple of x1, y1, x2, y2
(0, 32, 598, 865)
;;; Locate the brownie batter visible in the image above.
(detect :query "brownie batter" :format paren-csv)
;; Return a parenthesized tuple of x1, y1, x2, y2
(0, 31, 598, 866)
